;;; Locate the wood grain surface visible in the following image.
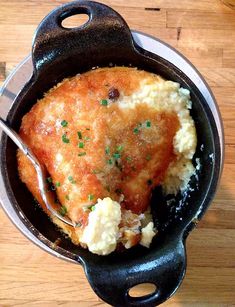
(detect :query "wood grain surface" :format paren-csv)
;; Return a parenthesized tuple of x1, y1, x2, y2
(0, 0, 235, 306)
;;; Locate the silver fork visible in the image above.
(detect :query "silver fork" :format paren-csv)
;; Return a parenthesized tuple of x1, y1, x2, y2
(0, 117, 75, 227)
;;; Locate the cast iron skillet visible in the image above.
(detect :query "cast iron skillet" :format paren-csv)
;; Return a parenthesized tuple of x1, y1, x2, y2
(0, 1, 222, 306)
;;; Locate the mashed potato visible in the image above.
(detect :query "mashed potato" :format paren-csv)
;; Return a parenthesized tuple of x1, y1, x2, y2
(80, 198, 121, 255)
(80, 198, 157, 254)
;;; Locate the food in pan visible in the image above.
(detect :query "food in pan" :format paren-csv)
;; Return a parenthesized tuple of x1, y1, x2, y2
(17, 67, 197, 255)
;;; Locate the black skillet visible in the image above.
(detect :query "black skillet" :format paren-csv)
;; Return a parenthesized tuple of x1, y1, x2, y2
(0, 1, 222, 306)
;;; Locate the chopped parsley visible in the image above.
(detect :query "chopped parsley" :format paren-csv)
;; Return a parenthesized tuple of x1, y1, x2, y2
(55, 182, 61, 187)
(77, 131, 82, 139)
(100, 99, 108, 106)
(105, 146, 110, 155)
(126, 156, 132, 162)
(62, 133, 69, 143)
(146, 154, 151, 161)
(88, 194, 94, 201)
(78, 152, 86, 156)
(59, 205, 67, 217)
(113, 153, 121, 159)
(65, 195, 70, 200)
(133, 127, 139, 134)
(107, 159, 113, 165)
(83, 205, 95, 212)
(116, 145, 124, 152)
(92, 169, 101, 174)
(78, 142, 84, 148)
(88, 205, 95, 211)
(146, 120, 151, 128)
(61, 120, 68, 127)
(68, 176, 76, 184)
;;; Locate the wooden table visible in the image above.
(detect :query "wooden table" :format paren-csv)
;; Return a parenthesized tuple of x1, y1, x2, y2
(1, 0, 235, 306)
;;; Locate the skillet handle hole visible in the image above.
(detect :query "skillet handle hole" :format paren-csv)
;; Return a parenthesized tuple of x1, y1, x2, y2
(61, 13, 89, 29)
(128, 283, 158, 298)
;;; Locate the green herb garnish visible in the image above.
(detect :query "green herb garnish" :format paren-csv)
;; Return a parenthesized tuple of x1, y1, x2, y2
(146, 120, 151, 128)
(65, 195, 70, 200)
(78, 152, 86, 156)
(113, 153, 121, 159)
(78, 142, 84, 148)
(88, 205, 95, 210)
(100, 99, 108, 106)
(92, 169, 101, 174)
(88, 194, 94, 201)
(105, 146, 110, 155)
(68, 176, 76, 184)
(133, 127, 139, 134)
(61, 120, 68, 127)
(62, 134, 69, 143)
(146, 154, 151, 161)
(116, 145, 124, 152)
(59, 205, 67, 217)
(126, 156, 132, 162)
(107, 159, 113, 165)
(55, 182, 61, 187)
(83, 205, 95, 212)
(77, 131, 82, 139)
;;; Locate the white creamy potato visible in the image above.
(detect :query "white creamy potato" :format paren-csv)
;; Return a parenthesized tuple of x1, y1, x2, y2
(80, 197, 157, 255)
(80, 198, 121, 255)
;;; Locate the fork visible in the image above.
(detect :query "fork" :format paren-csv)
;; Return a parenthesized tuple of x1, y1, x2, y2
(0, 117, 75, 227)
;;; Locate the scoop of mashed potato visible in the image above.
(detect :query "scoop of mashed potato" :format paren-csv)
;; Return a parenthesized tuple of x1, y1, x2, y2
(80, 197, 157, 255)
(80, 198, 121, 255)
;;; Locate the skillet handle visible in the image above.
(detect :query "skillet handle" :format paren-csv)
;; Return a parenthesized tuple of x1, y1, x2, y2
(81, 238, 186, 306)
(32, 0, 134, 73)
